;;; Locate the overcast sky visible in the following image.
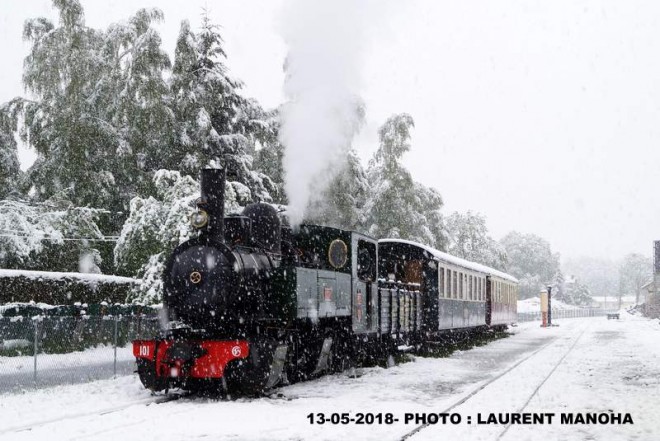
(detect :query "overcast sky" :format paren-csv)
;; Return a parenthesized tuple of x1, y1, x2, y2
(1, 0, 659, 262)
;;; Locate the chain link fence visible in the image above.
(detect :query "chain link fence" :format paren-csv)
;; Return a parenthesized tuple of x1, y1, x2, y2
(517, 308, 609, 323)
(0, 315, 160, 394)
(0, 307, 617, 394)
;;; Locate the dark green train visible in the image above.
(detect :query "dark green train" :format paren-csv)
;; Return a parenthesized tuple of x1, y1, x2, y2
(133, 168, 518, 394)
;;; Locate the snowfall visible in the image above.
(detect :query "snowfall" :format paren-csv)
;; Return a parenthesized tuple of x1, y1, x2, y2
(1, 312, 658, 441)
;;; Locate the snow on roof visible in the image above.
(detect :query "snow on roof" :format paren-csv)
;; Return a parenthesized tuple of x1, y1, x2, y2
(379, 238, 519, 283)
(0, 302, 56, 316)
(0, 269, 138, 285)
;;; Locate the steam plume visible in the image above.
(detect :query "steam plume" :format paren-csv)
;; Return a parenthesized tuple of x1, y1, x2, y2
(279, 0, 368, 226)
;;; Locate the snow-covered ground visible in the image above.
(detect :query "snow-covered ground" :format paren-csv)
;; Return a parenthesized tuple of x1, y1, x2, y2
(0, 313, 658, 441)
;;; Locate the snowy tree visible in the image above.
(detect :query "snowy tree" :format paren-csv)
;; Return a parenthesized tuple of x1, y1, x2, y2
(14, 1, 173, 231)
(254, 120, 286, 204)
(362, 114, 446, 248)
(20, 0, 118, 209)
(500, 231, 560, 299)
(0, 106, 21, 199)
(103, 7, 175, 194)
(619, 253, 652, 305)
(304, 148, 369, 230)
(114, 169, 245, 303)
(0, 199, 104, 272)
(560, 275, 593, 306)
(552, 268, 565, 301)
(114, 170, 198, 279)
(169, 15, 276, 203)
(445, 211, 507, 270)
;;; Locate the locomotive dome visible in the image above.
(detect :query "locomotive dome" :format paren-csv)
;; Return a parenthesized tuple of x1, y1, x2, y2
(242, 202, 282, 253)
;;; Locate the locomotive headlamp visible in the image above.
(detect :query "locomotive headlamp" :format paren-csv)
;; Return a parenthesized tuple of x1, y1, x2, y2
(191, 209, 209, 229)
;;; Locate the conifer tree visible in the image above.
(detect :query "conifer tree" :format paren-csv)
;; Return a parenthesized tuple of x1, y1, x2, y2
(170, 14, 275, 205)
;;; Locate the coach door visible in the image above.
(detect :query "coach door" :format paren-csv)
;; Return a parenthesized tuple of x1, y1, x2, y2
(485, 276, 492, 326)
(352, 236, 377, 334)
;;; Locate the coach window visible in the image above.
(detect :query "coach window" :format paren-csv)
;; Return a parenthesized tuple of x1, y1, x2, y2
(357, 240, 376, 281)
(447, 270, 452, 298)
(466, 274, 470, 299)
(456, 272, 460, 299)
(448, 270, 453, 298)
(439, 267, 445, 298)
(453, 271, 457, 298)
(459, 272, 464, 299)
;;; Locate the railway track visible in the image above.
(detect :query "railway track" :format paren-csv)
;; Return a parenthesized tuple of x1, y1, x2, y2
(400, 321, 591, 441)
(0, 392, 189, 436)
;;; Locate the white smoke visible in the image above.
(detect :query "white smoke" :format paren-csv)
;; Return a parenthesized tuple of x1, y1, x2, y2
(279, 0, 369, 226)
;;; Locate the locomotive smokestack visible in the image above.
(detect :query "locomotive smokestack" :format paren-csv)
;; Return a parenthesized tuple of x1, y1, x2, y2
(200, 168, 226, 241)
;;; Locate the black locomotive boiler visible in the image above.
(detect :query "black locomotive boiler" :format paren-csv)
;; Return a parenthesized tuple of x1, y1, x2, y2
(132, 168, 519, 394)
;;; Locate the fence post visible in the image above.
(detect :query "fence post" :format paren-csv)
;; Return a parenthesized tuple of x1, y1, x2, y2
(113, 316, 118, 378)
(33, 319, 39, 385)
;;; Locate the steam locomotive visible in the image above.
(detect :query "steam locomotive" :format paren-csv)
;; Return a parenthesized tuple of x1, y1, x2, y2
(132, 168, 518, 394)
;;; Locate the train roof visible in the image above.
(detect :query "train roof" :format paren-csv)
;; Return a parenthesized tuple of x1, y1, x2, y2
(378, 238, 519, 283)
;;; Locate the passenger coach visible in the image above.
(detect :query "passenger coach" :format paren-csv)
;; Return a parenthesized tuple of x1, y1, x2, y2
(378, 239, 518, 337)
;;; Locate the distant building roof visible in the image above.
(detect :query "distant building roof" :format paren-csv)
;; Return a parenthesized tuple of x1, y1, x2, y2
(591, 295, 636, 303)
